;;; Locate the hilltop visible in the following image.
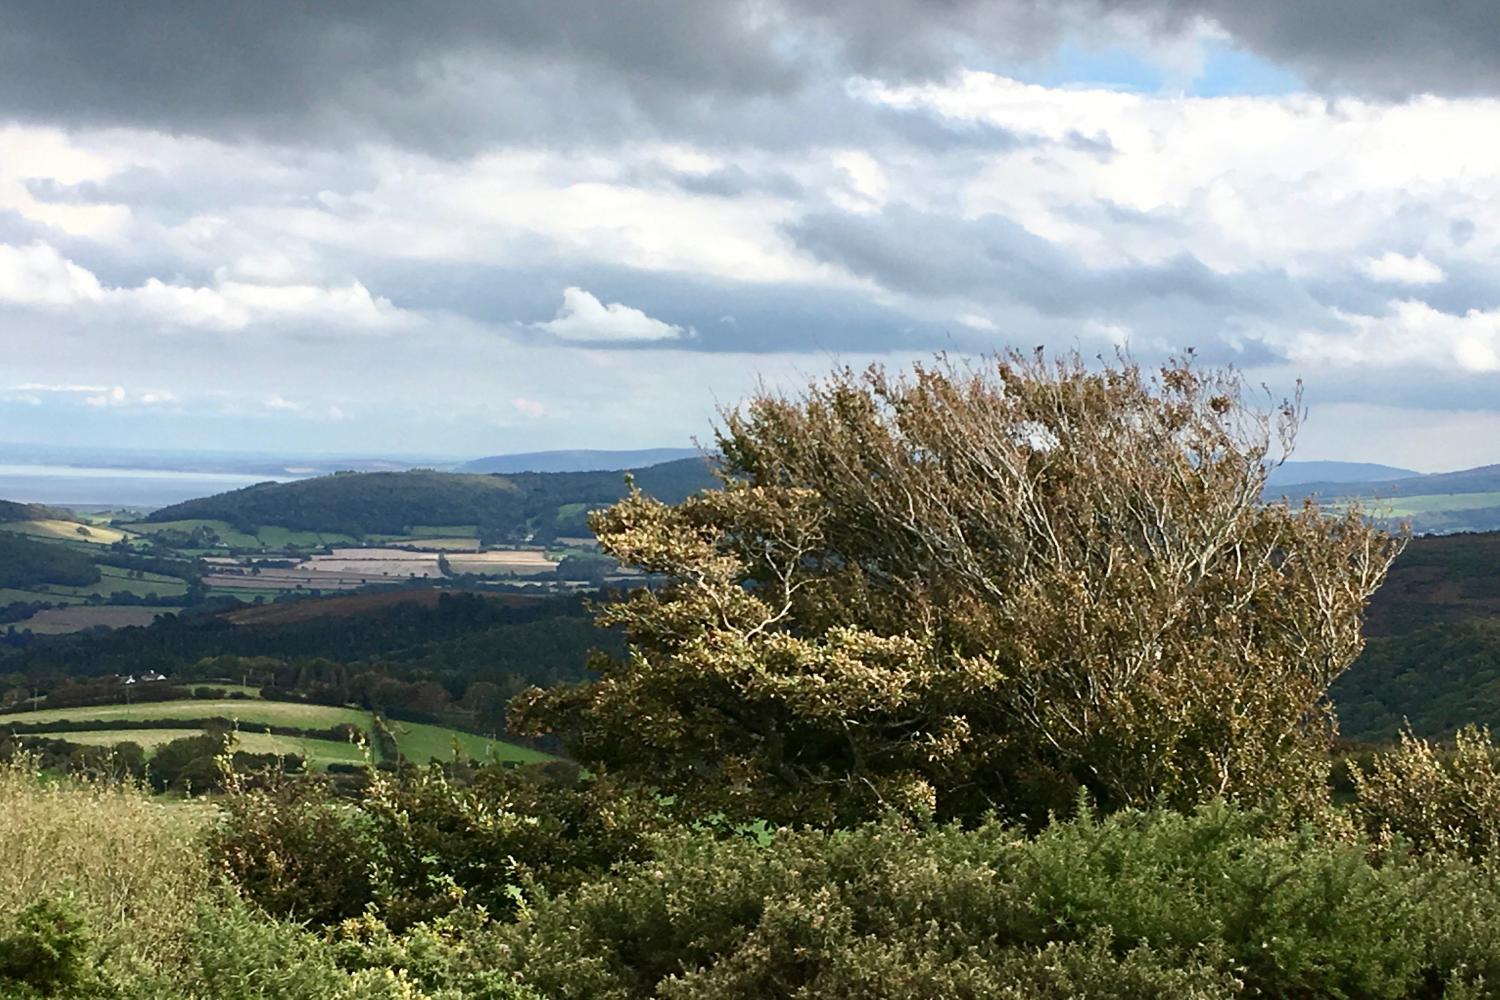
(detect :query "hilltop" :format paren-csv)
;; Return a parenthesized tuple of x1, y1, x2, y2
(1269, 463, 1500, 534)
(0, 499, 67, 522)
(458, 447, 701, 474)
(1263, 460, 1417, 488)
(143, 457, 717, 540)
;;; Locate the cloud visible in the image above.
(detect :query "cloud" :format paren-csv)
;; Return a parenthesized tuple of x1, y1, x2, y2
(0, 242, 104, 305)
(535, 287, 686, 343)
(512, 397, 546, 418)
(84, 386, 126, 407)
(0, 0, 1493, 166)
(1360, 252, 1445, 286)
(1272, 299, 1500, 374)
(0, 240, 408, 332)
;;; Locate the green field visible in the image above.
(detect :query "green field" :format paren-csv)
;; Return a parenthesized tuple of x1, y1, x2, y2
(121, 519, 261, 548)
(122, 519, 490, 551)
(9, 699, 550, 764)
(405, 525, 479, 539)
(384, 718, 553, 764)
(185, 683, 262, 697)
(0, 519, 133, 545)
(45, 728, 366, 769)
(1377, 492, 1500, 516)
(123, 520, 358, 550)
(52, 564, 187, 599)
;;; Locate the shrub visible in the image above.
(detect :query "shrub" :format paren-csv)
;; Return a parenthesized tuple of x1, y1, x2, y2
(497, 802, 1500, 999)
(0, 898, 106, 997)
(0, 756, 210, 979)
(214, 762, 671, 931)
(515, 352, 1403, 827)
(1353, 725, 1500, 861)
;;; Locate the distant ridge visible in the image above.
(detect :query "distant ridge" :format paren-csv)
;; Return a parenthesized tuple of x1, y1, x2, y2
(0, 499, 67, 522)
(1264, 461, 1418, 489)
(459, 448, 701, 474)
(141, 459, 718, 540)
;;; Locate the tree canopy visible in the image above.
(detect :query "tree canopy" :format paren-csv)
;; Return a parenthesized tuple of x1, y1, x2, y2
(514, 351, 1403, 826)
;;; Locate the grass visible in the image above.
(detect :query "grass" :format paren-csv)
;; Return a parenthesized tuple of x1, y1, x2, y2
(1329, 491, 1500, 517)
(47, 729, 367, 769)
(0, 518, 133, 545)
(10, 699, 552, 765)
(385, 718, 554, 765)
(253, 525, 358, 548)
(7, 565, 191, 604)
(1381, 491, 1500, 515)
(0, 757, 211, 978)
(15, 699, 377, 730)
(186, 683, 263, 697)
(122, 518, 263, 548)
(403, 525, 479, 539)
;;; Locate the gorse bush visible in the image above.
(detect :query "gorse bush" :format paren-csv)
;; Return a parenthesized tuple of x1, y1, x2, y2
(213, 761, 672, 931)
(496, 802, 1500, 999)
(0, 898, 109, 998)
(1353, 725, 1500, 861)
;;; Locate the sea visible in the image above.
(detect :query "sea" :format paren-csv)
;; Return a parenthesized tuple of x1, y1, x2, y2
(0, 463, 289, 510)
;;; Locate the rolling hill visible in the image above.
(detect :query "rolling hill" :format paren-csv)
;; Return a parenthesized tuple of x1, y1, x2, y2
(1263, 461, 1418, 489)
(458, 447, 701, 474)
(142, 458, 718, 540)
(0, 532, 101, 590)
(0, 499, 67, 522)
(1267, 463, 1500, 534)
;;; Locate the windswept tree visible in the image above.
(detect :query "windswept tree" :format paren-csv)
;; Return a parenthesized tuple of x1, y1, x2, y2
(512, 351, 1404, 827)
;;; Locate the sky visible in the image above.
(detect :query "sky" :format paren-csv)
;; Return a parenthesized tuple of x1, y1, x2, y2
(2, 2, 1500, 470)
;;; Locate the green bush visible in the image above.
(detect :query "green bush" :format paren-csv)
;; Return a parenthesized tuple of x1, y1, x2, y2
(214, 762, 671, 930)
(0, 897, 144, 999)
(496, 802, 1500, 999)
(188, 892, 542, 1000)
(1353, 725, 1500, 861)
(211, 773, 383, 926)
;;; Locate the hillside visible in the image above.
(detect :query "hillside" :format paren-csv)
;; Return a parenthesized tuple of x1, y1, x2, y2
(1267, 463, 1500, 534)
(0, 532, 101, 590)
(1336, 530, 1500, 740)
(1263, 460, 1418, 488)
(0, 499, 66, 522)
(142, 458, 717, 540)
(458, 447, 700, 474)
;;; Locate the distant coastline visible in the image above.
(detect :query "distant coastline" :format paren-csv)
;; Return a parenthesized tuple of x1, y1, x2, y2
(0, 464, 293, 509)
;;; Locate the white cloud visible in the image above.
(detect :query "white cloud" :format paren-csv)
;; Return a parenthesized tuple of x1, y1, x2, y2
(535, 286, 685, 342)
(84, 386, 127, 407)
(0, 240, 407, 332)
(263, 395, 304, 412)
(1360, 252, 1445, 285)
(512, 397, 546, 418)
(1273, 299, 1500, 373)
(0, 242, 104, 306)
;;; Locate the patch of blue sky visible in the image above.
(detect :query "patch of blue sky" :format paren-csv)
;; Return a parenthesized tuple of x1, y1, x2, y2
(1009, 40, 1302, 98)
(1192, 44, 1303, 97)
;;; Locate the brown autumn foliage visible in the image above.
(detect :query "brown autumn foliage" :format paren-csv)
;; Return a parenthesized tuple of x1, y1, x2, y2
(512, 351, 1404, 826)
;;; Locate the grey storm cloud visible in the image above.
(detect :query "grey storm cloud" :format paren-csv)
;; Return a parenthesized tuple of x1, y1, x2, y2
(785, 205, 1320, 320)
(1098, 0, 1500, 98)
(3, 1, 1497, 157)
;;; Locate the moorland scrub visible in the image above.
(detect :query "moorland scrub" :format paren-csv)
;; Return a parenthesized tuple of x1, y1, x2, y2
(14, 352, 1500, 999)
